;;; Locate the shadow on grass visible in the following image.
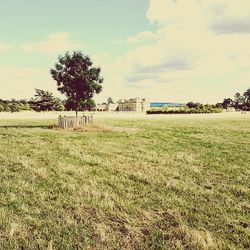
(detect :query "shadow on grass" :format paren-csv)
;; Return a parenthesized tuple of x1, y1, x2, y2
(0, 125, 52, 129)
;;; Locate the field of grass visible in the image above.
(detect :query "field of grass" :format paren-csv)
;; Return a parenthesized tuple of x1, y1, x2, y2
(0, 112, 249, 249)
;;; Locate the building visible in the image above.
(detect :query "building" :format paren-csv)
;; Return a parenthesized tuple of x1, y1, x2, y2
(95, 104, 106, 111)
(106, 103, 118, 111)
(117, 98, 150, 112)
(95, 103, 118, 112)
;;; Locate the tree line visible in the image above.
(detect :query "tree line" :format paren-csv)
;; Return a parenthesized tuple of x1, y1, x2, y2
(147, 103, 223, 114)
(1, 51, 104, 115)
(0, 88, 96, 113)
(148, 87, 250, 115)
(1, 49, 249, 114)
(218, 88, 250, 111)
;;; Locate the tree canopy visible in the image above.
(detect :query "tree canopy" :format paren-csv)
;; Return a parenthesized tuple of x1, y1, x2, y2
(50, 51, 103, 116)
(0, 99, 30, 112)
(29, 89, 64, 112)
(107, 97, 114, 104)
(216, 88, 250, 111)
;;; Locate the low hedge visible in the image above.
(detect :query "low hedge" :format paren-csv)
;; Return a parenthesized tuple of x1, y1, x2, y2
(147, 107, 223, 114)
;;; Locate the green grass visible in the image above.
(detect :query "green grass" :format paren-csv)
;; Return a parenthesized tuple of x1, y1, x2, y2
(0, 115, 249, 249)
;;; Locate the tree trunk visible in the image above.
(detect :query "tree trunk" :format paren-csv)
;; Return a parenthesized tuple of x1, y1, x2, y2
(75, 109, 78, 117)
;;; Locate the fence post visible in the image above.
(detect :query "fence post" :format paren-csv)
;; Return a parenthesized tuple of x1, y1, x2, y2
(58, 115, 93, 129)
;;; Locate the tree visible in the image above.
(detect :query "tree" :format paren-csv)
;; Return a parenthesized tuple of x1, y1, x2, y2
(64, 99, 96, 111)
(233, 92, 244, 110)
(9, 99, 22, 113)
(186, 102, 195, 108)
(0, 99, 30, 112)
(215, 103, 223, 109)
(243, 88, 250, 111)
(29, 89, 64, 112)
(19, 99, 31, 110)
(222, 98, 233, 109)
(186, 102, 201, 109)
(107, 97, 114, 104)
(50, 51, 103, 116)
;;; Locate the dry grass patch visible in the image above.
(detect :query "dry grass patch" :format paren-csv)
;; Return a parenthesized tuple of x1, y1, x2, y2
(0, 114, 249, 249)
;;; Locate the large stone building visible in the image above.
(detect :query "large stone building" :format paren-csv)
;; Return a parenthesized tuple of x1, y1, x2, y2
(95, 103, 118, 111)
(117, 98, 150, 112)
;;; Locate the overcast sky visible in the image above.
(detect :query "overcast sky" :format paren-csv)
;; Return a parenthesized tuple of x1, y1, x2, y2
(0, 0, 250, 103)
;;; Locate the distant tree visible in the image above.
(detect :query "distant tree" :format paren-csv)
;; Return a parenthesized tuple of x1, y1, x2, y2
(233, 92, 244, 110)
(107, 97, 114, 104)
(243, 88, 250, 110)
(29, 89, 64, 112)
(53, 97, 65, 111)
(18, 99, 31, 110)
(215, 103, 223, 109)
(186, 102, 201, 109)
(9, 102, 21, 113)
(8, 99, 22, 112)
(50, 51, 103, 116)
(186, 102, 195, 108)
(222, 98, 233, 109)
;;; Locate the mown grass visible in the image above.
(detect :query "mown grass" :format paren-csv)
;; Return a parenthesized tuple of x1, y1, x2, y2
(0, 114, 249, 249)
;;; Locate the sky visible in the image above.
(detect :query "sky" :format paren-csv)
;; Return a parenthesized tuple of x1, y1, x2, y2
(0, 0, 250, 104)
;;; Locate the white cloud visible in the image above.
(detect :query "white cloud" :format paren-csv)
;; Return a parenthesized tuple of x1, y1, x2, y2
(2, 1, 250, 104)
(0, 42, 13, 51)
(208, 0, 250, 34)
(111, 31, 157, 44)
(126, 31, 157, 44)
(21, 32, 84, 53)
(0, 66, 58, 99)
(147, 0, 250, 34)
(99, 0, 250, 103)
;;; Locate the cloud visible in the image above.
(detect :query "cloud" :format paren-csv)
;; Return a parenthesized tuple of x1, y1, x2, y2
(211, 18, 250, 34)
(99, 0, 250, 103)
(126, 31, 157, 44)
(208, 0, 250, 34)
(0, 66, 57, 99)
(111, 31, 157, 44)
(21, 32, 84, 53)
(0, 42, 13, 51)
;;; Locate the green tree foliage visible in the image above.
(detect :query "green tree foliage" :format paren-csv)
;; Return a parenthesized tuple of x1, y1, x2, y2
(186, 102, 202, 109)
(242, 88, 250, 111)
(64, 99, 96, 112)
(147, 104, 223, 114)
(222, 98, 233, 109)
(215, 103, 223, 109)
(29, 89, 64, 112)
(0, 99, 30, 112)
(50, 51, 103, 116)
(233, 92, 244, 110)
(107, 97, 114, 104)
(220, 88, 250, 111)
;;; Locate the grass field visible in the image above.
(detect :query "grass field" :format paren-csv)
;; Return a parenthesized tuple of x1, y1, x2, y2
(0, 112, 249, 249)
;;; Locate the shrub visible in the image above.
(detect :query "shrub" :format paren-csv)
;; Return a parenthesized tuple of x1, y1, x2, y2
(147, 106, 223, 115)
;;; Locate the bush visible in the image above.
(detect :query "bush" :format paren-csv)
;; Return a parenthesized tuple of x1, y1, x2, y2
(147, 106, 223, 115)
(0, 99, 31, 112)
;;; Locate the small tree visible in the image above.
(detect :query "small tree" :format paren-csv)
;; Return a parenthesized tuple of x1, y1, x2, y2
(29, 89, 63, 112)
(107, 97, 114, 104)
(215, 102, 223, 109)
(222, 98, 233, 109)
(186, 102, 195, 109)
(50, 51, 103, 116)
(233, 92, 244, 110)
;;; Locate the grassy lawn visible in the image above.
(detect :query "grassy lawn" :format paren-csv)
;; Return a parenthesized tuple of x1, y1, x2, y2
(0, 113, 249, 249)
